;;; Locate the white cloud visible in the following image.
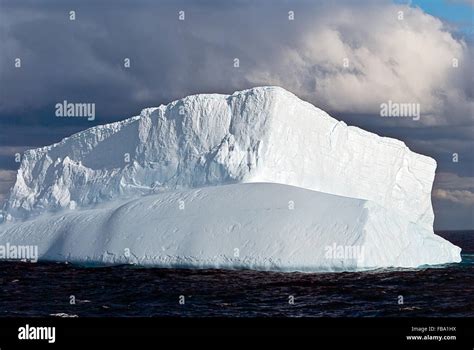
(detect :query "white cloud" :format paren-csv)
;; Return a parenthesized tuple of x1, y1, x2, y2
(433, 172, 474, 205)
(245, 3, 473, 126)
(433, 188, 474, 205)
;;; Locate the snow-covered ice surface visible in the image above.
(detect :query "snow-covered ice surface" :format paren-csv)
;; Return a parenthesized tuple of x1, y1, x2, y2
(0, 86, 461, 271)
(0, 183, 461, 271)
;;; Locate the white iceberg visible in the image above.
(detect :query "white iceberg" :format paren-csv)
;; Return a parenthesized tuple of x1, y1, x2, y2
(0, 86, 461, 271)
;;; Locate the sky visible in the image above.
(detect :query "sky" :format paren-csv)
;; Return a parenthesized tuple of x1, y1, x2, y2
(0, 0, 473, 230)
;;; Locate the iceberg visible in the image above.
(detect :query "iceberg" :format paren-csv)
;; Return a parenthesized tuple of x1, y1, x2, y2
(0, 86, 461, 271)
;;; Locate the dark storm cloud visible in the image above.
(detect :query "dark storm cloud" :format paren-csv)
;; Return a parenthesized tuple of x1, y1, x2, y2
(1, 0, 296, 122)
(1, 0, 472, 124)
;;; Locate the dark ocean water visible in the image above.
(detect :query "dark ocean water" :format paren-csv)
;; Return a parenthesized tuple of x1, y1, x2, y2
(0, 231, 473, 317)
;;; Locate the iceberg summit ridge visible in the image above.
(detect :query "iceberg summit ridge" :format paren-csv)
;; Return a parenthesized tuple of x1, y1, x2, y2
(0, 86, 461, 271)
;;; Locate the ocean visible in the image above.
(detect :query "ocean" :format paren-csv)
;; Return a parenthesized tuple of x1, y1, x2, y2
(0, 231, 472, 317)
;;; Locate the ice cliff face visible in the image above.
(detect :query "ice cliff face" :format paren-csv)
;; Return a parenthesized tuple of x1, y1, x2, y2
(4, 86, 436, 228)
(0, 183, 460, 271)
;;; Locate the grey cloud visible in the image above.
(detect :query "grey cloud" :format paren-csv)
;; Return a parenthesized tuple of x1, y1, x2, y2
(432, 173, 474, 229)
(435, 172, 474, 190)
(0, 146, 31, 157)
(0, 0, 472, 126)
(432, 172, 474, 230)
(0, 169, 16, 204)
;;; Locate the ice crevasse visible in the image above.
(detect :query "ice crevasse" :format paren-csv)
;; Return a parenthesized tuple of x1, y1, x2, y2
(0, 86, 461, 271)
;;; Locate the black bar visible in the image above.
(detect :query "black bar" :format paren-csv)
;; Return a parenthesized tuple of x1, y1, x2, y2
(0, 317, 472, 346)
